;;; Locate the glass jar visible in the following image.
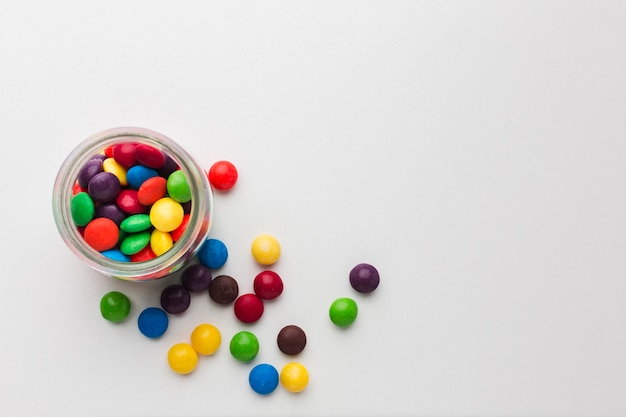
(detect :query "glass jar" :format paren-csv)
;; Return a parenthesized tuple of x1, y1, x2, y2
(52, 127, 213, 281)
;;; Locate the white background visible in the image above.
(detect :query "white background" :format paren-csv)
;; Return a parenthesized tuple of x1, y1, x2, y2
(1, 1, 625, 416)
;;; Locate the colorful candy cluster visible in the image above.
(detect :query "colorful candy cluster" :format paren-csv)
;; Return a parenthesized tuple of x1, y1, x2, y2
(97, 159, 380, 396)
(70, 142, 193, 262)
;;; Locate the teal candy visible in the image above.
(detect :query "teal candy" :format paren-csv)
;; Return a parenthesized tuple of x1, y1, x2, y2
(166, 170, 191, 203)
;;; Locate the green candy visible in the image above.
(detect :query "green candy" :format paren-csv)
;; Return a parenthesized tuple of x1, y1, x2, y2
(167, 170, 191, 203)
(229, 331, 259, 362)
(329, 297, 358, 327)
(120, 214, 152, 233)
(70, 192, 95, 226)
(100, 291, 131, 323)
(120, 231, 151, 255)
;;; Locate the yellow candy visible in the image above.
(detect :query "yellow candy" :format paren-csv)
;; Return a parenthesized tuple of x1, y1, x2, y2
(251, 234, 281, 265)
(167, 343, 198, 374)
(102, 157, 128, 186)
(150, 197, 184, 232)
(280, 362, 309, 393)
(150, 229, 173, 256)
(190, 323, 221, 355)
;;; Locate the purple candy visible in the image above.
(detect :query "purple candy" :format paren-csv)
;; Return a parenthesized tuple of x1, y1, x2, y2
(160, 284, 191, 314)
(90, 154, 107, 162)
(156, 154, 179, 179)
(181, 264, 213, 293)
(94, 203, 127, 226)
(77, 159, 103, 189)
(87, 172, 121, 203)
(181, 200, 192, 214)
(349, 263, 380, 294)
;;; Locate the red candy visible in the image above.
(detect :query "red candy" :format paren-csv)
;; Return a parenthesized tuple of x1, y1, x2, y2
(112, 143, 138, 168)
(135, 144, 166, 169)
(208, 160, 238, 191)
(234, 293, 264, 323)
(253, 270, 284, 300)
(116, 189, 147, 214)
(84, 218, 119, 251)
(130, 245, 157, 262)
(170, 214, 190, 242)
(137, 176, 167, 206)
(72, 182, 84, 195)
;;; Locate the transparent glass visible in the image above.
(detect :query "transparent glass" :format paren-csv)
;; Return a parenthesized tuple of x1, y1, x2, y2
(52, 127, 213, 281)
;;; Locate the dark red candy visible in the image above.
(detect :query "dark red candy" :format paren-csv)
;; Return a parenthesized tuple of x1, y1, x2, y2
(94, 202, 126, 225)
(112, 142, 138, 168)
(160, 284, 191, 315)
(135, 144, 165, 169)
(87, 172, 121, 203)
(234, 293, 264, 323)
(253, 270, 284, 300)
(116, 189, 147, 214)
(181, 264, 212, 293)
(77, 158, 103, 188)
(209, 275, 239, 305)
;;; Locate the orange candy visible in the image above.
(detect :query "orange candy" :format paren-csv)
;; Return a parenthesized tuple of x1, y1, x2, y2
(137, 176, 167, 206)
(83, 218, 119, 251)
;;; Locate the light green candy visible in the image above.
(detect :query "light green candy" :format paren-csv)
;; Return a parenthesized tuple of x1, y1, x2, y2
(167, 170, 191, 203)
(71, 192, 95, 226)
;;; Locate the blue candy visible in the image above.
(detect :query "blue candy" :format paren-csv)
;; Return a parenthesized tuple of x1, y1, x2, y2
(126, 165, 159, 189)
(249, 364, 279, 395)
(101, 249, 130, 262)
(137, 307, 168, 338)
(198, 238, 228, 269)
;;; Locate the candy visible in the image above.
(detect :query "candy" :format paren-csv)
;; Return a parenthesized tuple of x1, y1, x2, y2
(150, 229, 173, 256)
(77, 158, 103, 188)
(100, 291, 131, 322)
(209, 275, 239, 304)
(134, 144, 165, 169)
(249, 364, 279, 395)
(208, 160, 238, 191)
(230, 331, 259, 362)
(181, 263, 212, 293)
(349, 263, 380, 293)
(170, 214, 190, 242)
(253, 270, 283, 300)
(277, 325, 306, 355)
(120, 231, 151, 255)
(198, 238, 228, 269)
(129, 245, 157, 262)
(119, 214, 152, 233)
(111, 142, 137, 168)
(280, 362, 309, 393)
(190, 323, 221, 355)
(167, 343, 198, 374)
(84, 217, 119, 251)
(329, 297, 358, 327)
(234, 293, 264, 323)
(126, 165, 158, 190)
(150, 197, 184, 232)
(116, 189, 146, 214)
(251, 234, 281, 265)
(87, 172, 121, 203)
(101, 249, 130, 262)
(166, 170, 191, 203)
(71, 192, 95, 227)
(156, 154, 179, 178)
(137, 176, 167, 206)
(138, 307, 169, 338)
(160, 284, 191, 314)
(102, 157, 128, 186)
(94, 203, 126, 225)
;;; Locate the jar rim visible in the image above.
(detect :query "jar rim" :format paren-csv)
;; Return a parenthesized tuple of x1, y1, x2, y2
(52, 127, 213, 280)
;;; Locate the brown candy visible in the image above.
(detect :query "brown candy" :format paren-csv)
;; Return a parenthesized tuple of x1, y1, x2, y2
(277, 325, 306, 355)
(209, 275, 239, 305)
